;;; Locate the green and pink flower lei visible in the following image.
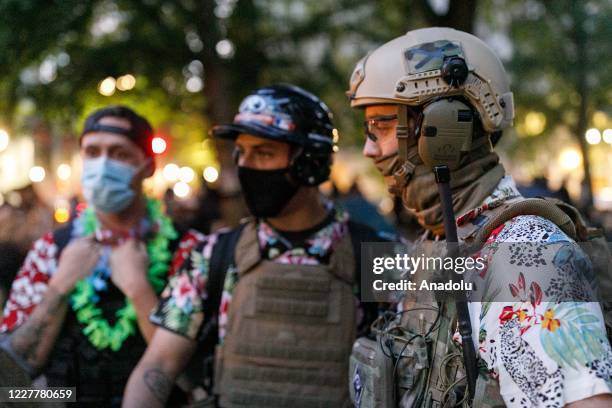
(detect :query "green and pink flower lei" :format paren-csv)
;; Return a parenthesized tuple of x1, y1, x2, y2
(70, 198, 176, 351)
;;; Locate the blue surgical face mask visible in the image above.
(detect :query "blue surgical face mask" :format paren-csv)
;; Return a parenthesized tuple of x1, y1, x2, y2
(81, 157, 137, 213)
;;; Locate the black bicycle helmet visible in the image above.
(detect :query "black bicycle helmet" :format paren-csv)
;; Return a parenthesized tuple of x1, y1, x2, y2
(212, 84, 336, 185)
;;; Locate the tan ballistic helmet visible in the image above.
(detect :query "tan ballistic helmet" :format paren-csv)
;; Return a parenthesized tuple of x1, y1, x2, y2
(347, 27, 514, 133)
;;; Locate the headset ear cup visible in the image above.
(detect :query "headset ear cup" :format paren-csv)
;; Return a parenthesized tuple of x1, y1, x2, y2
(417, 98, 474, 170)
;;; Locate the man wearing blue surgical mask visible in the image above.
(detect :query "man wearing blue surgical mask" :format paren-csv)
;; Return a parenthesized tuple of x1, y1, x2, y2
(0, 106, 201, 406)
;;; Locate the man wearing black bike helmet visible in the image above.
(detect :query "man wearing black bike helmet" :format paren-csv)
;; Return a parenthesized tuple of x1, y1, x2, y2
(124, 84, 392, 407)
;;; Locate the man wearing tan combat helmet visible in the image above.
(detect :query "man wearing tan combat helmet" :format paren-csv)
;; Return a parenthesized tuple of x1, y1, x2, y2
(347, 27, 612, 408)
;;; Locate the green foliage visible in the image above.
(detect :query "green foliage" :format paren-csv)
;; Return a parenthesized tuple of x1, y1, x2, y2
(2, 0, 607, 170)
(0, 0, 452, 154)
(504, 0, 611, 157)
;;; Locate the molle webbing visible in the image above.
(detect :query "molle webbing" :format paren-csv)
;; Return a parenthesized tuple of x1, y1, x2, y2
(235, 342, 347, 362)
(228, 365, 343, 386)
(215, 221, 355, 408)
(255, 298, 329, 317)
(257, 274, 331, 291)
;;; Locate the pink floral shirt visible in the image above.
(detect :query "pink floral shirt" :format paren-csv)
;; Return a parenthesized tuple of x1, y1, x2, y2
(150, 207, 377, 342)
(0, 229, 203, 334)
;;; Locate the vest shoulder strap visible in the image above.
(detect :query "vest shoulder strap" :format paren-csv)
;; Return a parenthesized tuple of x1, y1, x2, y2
(471, 197, 578, 245)
(185, 223, 248, 392)
(203, 223, 248, 327)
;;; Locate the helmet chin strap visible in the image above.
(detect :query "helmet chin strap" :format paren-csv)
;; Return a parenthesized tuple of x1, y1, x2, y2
(396, 104, 410, 162)
(390, 104, 419, 191)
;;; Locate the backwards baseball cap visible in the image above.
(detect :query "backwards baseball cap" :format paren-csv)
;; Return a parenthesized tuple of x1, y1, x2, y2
(80, 106, 155, 158)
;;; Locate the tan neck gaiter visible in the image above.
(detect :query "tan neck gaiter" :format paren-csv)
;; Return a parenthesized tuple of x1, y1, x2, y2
(375, 146, 505, 236)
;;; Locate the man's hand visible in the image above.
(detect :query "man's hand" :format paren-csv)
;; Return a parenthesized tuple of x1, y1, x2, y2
(110, 238, 150, 300)
(110, 238, 158, 342)
(49, 235, 100, 295)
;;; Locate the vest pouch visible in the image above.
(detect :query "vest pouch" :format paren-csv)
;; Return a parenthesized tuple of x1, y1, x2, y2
(472, 375, 505, 408)
(349, 336, 394, 408)
(215, 223, 356, 407)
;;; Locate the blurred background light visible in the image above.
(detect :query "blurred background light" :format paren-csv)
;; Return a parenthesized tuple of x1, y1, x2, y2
(215, 39, 235, 59)
(151, 136, 167, 154)
(186, 77, 203, 93)
(203, 166, 219, 183)
(592, 111, 608, 129)
(0, 129, 9, 152)
(116, 74, 136, 91)
(602, 129, 612, 144)
(98, 76, 116, 96)
(179, 166, 195, 183)
(29, 166, 46, 183)
(56, 163, 72, 180)
(585, 128, 601, 145)
(559, 148, 582, 171)
(162, 163, 180, 181)
(173, 181, 190, 198)
(523, 111, 546, 136)
(54, 207, 70, 223)
(53, 199, 71, 224)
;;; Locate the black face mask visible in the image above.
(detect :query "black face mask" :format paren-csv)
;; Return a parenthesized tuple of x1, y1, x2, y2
(237, 166, 300, 217)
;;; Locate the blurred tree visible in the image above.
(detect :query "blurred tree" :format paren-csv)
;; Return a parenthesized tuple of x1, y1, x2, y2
(0, 0, 489, 223)
(501, 0, 611, 209)
(0, 0, 482, 148)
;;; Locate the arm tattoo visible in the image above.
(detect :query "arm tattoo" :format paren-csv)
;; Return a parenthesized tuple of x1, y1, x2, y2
(9, 287, 68, 369)
(143, 368, 172, 404)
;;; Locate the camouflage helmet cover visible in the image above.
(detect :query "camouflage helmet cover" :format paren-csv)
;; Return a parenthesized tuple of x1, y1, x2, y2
(347, 27, 514, 133)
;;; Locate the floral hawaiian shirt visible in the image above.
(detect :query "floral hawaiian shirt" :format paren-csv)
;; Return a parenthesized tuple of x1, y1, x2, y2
(456, 176, 612, 407)
(0, 227, 202, 334)
(150, 205, 378, 343)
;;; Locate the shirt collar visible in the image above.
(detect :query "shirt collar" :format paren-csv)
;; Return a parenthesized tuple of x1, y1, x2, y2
(256, 203, 349, 262)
